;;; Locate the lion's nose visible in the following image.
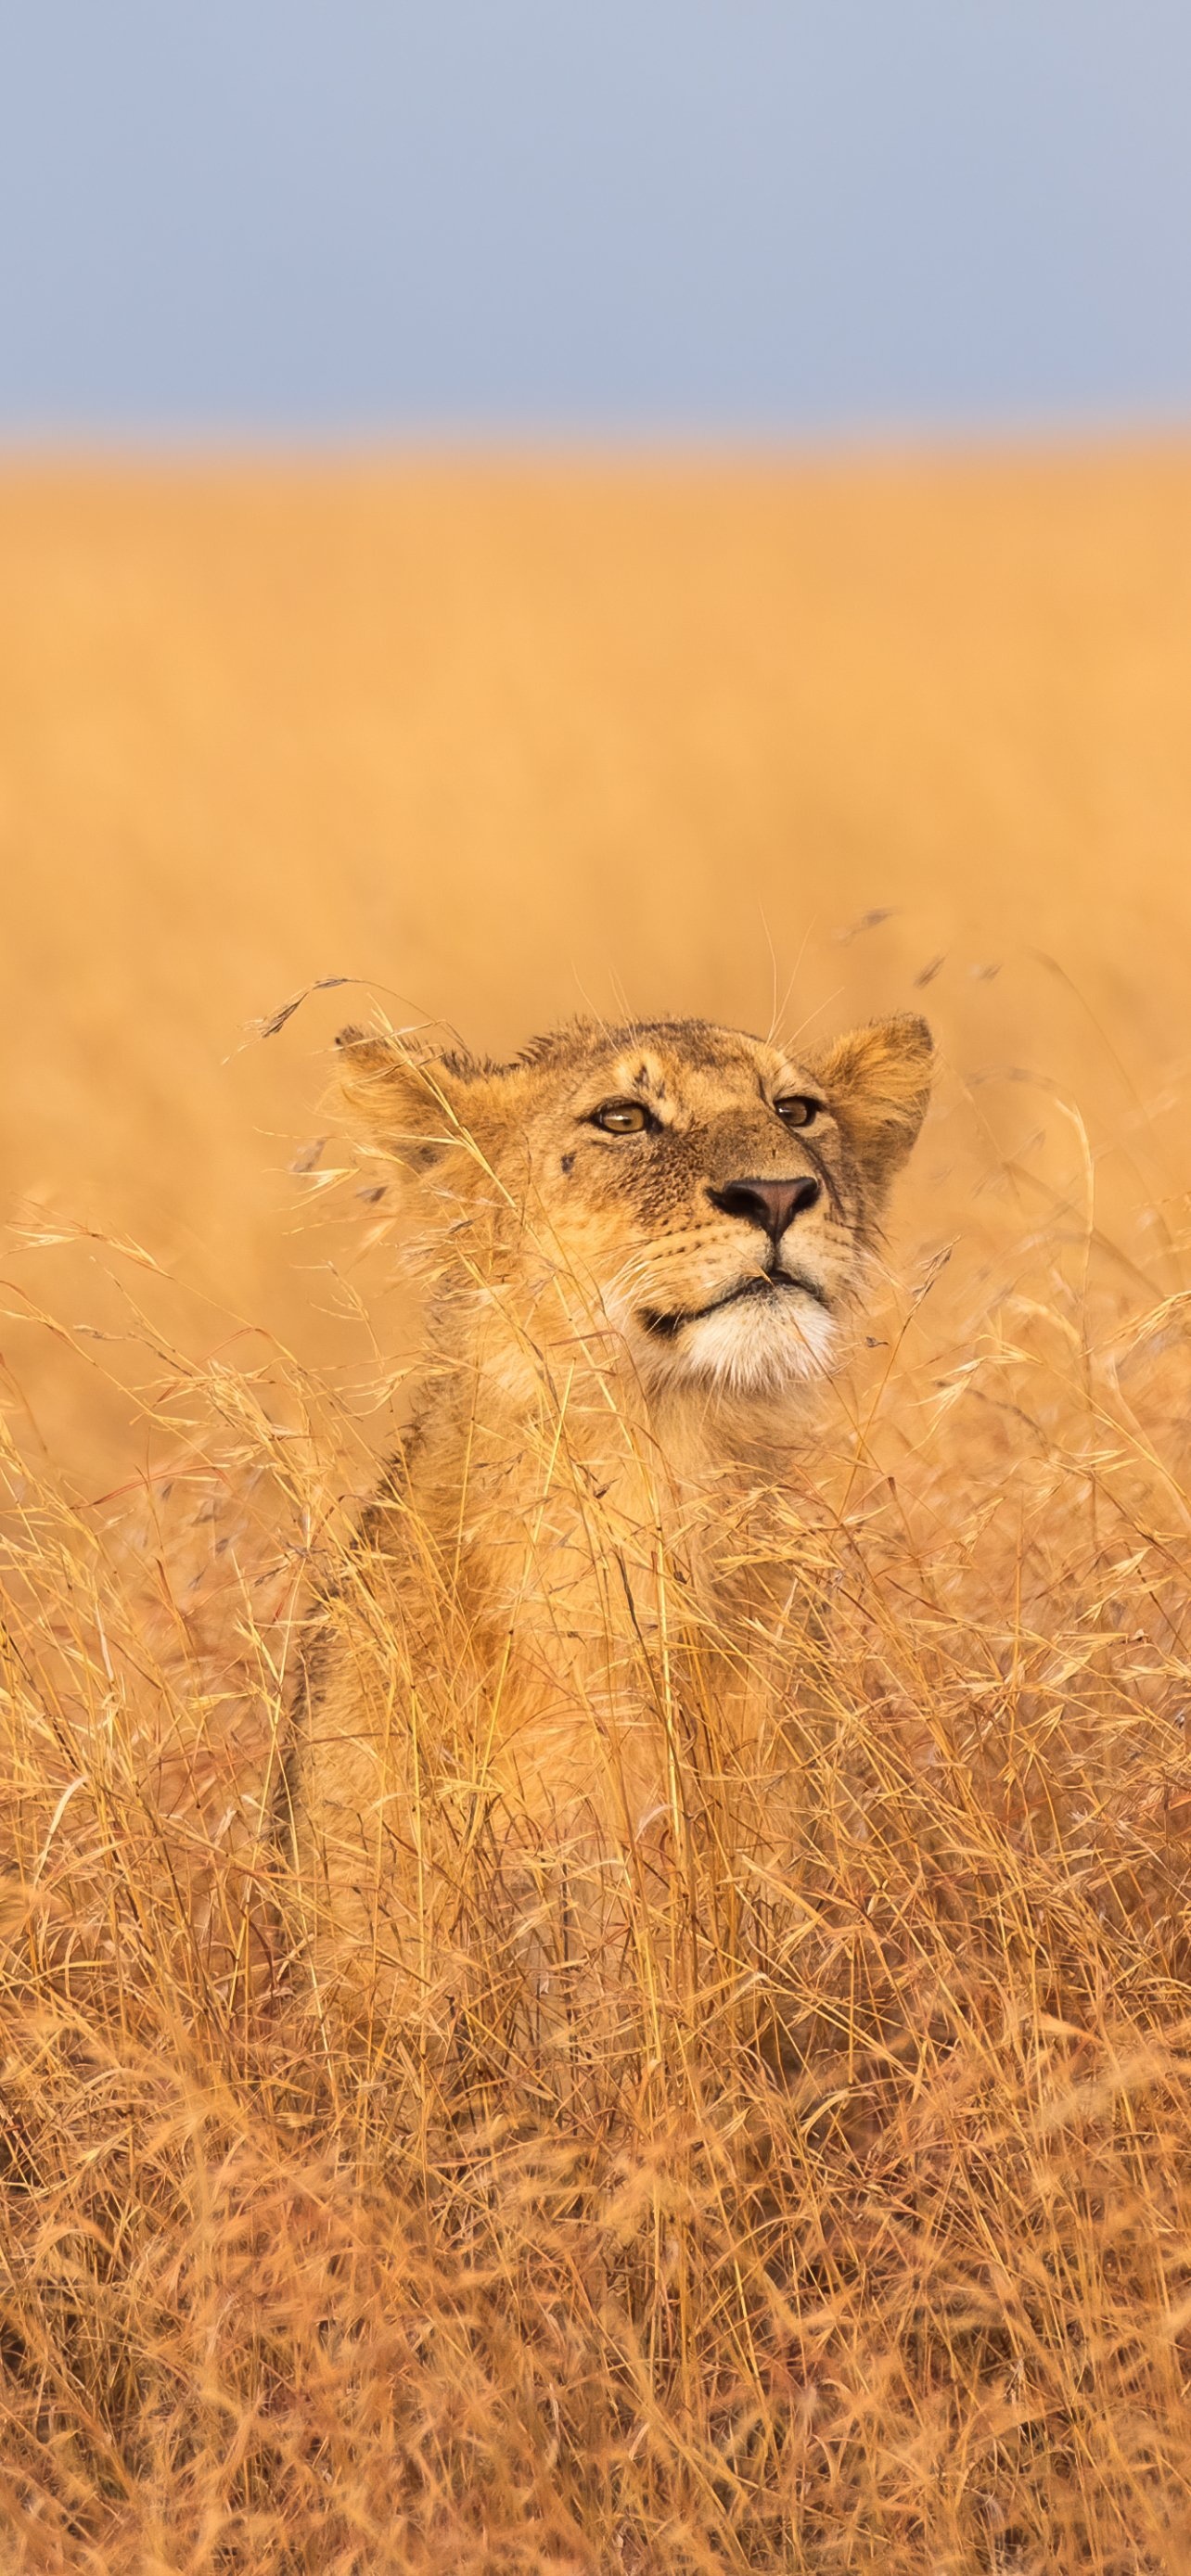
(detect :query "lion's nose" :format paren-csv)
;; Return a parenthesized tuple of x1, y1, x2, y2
(707, 1175, 821, 1243)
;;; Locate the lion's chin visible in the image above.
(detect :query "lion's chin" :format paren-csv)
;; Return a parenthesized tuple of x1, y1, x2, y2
(648, 1291, 838, 1397)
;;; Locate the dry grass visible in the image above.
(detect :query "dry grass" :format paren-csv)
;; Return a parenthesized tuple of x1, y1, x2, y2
(3, 450, 1191, 2569)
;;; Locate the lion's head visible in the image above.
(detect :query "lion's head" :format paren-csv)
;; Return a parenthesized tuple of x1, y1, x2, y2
(337, 1012, 932, 1404)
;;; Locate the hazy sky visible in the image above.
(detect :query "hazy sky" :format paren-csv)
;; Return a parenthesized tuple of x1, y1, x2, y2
(2, 0, 1189, 439)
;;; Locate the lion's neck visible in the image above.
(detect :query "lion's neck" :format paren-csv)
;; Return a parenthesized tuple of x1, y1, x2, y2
(403, 1317, 809, 1596)
(384, 1320, 816, 1830)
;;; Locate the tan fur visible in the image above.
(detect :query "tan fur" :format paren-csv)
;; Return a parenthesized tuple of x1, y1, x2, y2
(278, 1011, 931, 2031)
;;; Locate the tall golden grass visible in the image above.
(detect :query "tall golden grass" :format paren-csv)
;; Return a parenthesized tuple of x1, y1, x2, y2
(3, 452, 1191, 2569)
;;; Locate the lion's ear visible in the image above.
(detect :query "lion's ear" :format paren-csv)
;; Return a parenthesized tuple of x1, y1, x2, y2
(334, 1025, 484, 1172)
(812, 1014, 933, 1195)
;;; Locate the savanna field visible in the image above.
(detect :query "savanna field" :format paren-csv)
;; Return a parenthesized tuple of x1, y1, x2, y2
(3, 449, 1191, 2571)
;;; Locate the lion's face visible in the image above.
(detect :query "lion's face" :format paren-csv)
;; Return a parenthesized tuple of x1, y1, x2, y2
(338, 1013, 932, 1402)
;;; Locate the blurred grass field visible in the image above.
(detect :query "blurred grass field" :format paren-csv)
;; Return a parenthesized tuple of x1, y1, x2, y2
(4, 446, 1191, 1469)
(3, 450, 1191, 2570)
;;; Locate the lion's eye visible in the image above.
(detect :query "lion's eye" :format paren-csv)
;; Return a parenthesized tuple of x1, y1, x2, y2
(591, 1101, 650, 1135)
(774, 1095, 820, 1129)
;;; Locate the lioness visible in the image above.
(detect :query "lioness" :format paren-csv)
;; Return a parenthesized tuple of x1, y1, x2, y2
(277, 1010, 931, 2037)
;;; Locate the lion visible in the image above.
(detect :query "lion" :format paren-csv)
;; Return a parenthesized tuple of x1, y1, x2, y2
(276, 1009, 932, 2050)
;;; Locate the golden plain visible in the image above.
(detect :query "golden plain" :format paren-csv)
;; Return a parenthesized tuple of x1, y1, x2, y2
(2, 452, 1191, 2571)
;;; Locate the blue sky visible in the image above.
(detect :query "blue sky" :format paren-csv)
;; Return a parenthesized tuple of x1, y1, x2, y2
(1, 0, 1189, 439)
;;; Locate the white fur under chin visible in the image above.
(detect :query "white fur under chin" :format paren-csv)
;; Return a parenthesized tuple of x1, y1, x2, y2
(668, 1293, 838, 1396)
